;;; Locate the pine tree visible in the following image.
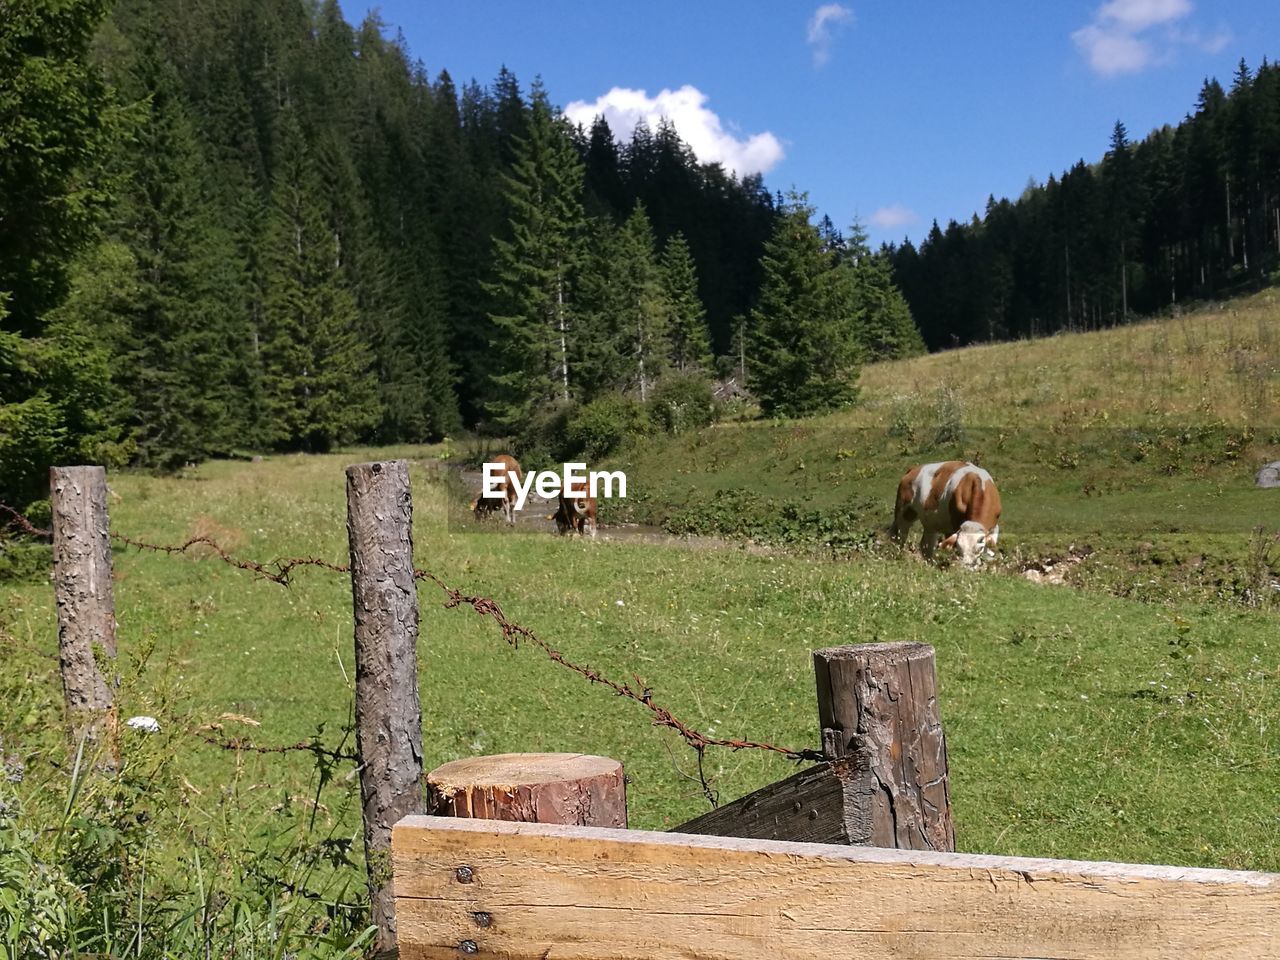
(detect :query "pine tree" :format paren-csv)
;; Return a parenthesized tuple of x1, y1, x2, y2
(749, 194, 862, 417)
(259, 107, 380, 451)
(841, 221, 924, 360)
(0, 0, 128, 505)
(486, 84, 586, 429)
(614, 204, 668, 400)
(660, 232, 712, 371)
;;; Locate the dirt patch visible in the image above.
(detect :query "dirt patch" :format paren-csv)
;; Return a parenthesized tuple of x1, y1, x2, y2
(1021, 545, 1094, 585)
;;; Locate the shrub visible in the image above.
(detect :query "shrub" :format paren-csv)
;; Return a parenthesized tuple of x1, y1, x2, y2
(648, 372, 715, 436)
(564, 395, 652, 463)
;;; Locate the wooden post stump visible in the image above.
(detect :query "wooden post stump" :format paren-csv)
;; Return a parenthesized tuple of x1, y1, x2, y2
(50, 465, 118, 769)
(813, 642, 953, 851)
(427, 753, 627, 828)
(346, 459, 423, 956)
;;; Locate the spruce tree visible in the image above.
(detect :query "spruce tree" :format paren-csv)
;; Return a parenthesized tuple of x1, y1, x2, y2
(660, 232, 712, 371)
(614, 203, 669, 400)
(486, 83, 586, 429)
(841, 221, 924, 360)
(749, 193, 862, 417)
(259, 107, 380, 451)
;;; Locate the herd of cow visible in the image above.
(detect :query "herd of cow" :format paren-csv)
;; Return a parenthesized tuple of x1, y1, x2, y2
(472, 454, 1002, 568)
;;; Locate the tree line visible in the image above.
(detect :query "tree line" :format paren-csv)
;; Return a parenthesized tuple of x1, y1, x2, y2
(888, 60, 1280, 349)
(1, 0, 921, 509)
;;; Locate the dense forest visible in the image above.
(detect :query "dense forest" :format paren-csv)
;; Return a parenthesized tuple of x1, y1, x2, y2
(889, 61, 1280, 349)
(1, 0, 922, 508)
(5, 0, 1279, 512)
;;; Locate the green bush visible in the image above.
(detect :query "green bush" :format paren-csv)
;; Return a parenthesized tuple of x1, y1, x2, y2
(648, 372, 715, 436)
(564, 395, 652, 463)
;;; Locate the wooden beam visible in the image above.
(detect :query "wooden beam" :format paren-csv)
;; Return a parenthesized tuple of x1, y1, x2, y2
(392, 816, 1280, 960)
(671, 760, 861, 844)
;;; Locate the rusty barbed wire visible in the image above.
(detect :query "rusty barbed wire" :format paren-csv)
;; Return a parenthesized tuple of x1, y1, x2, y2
(0, 502, 52, 539)
(194, 731, 359, 763)
(1, 501, 824, 765)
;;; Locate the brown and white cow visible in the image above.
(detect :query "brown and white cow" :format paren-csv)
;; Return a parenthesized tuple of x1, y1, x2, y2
(891, 460, 1001, 567)
(553, 475, 597, 538)
(471, 454, 522, 525)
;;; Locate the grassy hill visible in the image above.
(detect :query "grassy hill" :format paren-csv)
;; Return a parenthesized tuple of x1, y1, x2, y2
(610, 289, 1280, 603)
(1, 295, 1277, 954)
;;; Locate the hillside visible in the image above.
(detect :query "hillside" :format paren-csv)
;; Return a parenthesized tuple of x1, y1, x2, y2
(609, 290, 1280, 601)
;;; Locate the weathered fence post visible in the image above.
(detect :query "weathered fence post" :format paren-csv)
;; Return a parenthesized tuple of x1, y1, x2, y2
(813, 642, 954, 851)
(427, 753, 627, 827)
(50, 465, 118, 769)
(346, 460, 423, 956)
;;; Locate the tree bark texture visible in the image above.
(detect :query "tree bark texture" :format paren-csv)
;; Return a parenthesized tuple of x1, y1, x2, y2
(813, 642, 954, 851)
(346, 459, 423, 955)
(50, 465, 118, 768)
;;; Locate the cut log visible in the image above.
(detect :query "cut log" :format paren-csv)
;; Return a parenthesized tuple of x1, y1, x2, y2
(427, 753, 626, 828)
(813, 642, 953, 851)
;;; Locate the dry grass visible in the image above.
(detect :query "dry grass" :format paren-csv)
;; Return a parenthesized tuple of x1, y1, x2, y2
(857, 289, 1280, 427)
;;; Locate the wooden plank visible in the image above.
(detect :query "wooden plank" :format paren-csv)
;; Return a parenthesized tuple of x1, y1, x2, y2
(392, 816, 1279, 960)
(671, 760, 861, 843)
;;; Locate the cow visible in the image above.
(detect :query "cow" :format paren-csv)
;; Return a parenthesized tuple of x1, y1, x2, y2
(891, 460, 1001, 567)
(552, 475, 597, 538)
(471, 454, 522, 525)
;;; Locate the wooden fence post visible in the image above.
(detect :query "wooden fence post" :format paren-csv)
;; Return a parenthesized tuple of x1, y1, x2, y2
(50, 465, 118, 769)
(812, 642, 954, 851)
(346, 460, 423, 956)
(427, 753, 627, 828)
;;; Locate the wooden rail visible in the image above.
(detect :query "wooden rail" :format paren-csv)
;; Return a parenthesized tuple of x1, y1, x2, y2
(392, 816, 1280, 960)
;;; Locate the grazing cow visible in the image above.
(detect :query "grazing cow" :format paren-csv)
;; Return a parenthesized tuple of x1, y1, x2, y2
(471, 454, 522, 525)
(553, 475, 597, 538)
(891, 460, 1001, 567)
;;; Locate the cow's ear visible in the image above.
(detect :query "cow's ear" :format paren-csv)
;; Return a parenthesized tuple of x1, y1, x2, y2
(939, 533, 959, 549)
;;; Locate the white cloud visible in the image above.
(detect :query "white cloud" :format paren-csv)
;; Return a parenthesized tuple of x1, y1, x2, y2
(564, 86, 784, 177)
(868, 204, 920, 230)
(1096, 0, 1191, 32)
(1072, 0, 1230, 76)
(807, 4, 854, 67)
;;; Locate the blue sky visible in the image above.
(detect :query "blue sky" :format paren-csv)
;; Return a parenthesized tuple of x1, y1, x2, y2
(337, 1, 1279, 246)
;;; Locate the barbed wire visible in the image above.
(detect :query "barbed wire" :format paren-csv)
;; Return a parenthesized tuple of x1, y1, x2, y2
(0, 502, 52, 539)
(1, 501, 824, 767)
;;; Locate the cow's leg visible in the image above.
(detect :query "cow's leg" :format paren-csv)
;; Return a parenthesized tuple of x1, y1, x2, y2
(504, 496, 515, 524)
(891, 506, 916, 544)
(921, 530, 941, 560)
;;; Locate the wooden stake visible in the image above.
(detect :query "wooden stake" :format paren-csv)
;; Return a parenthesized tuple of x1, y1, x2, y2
(50, 465, 118, 769)
(813, 642, 953, 851)
(427, 753, 626, 828)
(346, 459, 422, 956)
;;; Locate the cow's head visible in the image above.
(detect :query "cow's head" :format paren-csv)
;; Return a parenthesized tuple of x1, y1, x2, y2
(940, 521, 993, 568)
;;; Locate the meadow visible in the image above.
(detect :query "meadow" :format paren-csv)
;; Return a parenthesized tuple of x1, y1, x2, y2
(2, 293, 1279, 954)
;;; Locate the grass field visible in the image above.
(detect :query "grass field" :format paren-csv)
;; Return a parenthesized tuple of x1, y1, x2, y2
(2, 294, 1279, 952)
